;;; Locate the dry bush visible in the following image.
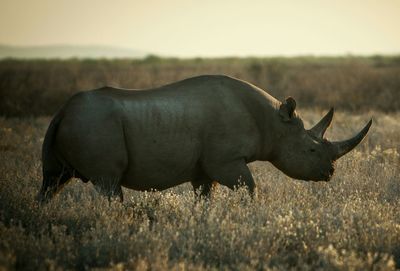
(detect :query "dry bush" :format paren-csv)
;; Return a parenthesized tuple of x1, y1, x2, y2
(1, 56, 400, 116)
(0, 110, 399, 270)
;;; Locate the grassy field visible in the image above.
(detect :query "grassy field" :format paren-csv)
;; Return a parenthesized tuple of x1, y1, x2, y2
(0, 110, 399, 270)
(0, 57, 400, 270)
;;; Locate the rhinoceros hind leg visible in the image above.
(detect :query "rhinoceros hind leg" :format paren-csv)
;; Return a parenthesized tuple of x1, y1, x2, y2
(38, 169, 73, 203)
(204, 160, 255, 196)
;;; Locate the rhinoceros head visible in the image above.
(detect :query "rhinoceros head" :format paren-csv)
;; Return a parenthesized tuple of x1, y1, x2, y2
(270, 97, 372, 182)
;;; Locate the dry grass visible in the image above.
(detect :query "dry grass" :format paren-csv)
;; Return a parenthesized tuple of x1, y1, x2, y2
(1, 56, 400, 116)
(0, 110, 399, 270)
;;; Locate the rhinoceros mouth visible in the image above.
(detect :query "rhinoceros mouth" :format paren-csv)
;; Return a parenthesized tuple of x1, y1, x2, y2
(308, 176, 331, 182)
(319, 166, 335, 182)
(302, 167, 334, 182)
(321, 174, 332, 182)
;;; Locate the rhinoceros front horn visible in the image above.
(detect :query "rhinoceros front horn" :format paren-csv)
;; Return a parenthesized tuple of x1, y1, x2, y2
(333, 119, 372, 159)
(309, 108, 334, 138)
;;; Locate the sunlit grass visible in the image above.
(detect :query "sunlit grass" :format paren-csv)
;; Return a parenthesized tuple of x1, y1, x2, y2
(0, 110, 399, 270)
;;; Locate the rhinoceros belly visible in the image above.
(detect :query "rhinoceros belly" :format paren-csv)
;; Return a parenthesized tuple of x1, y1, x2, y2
(120, 133, 202, 191)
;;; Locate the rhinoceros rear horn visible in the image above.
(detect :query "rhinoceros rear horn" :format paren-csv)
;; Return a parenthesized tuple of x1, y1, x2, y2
(309, 108, 334, 138)
(279, 97, 297, 122)
(333, 119, 372, 159)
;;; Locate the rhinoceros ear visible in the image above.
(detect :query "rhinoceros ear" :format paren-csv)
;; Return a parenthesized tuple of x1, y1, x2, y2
(279, 97, 297, 122)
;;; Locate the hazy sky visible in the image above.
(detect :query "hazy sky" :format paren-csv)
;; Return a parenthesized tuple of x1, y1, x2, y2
(1, 0, 399, 57)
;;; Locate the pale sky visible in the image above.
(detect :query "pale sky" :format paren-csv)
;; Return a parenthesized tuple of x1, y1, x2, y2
(1, 0, 399, 57)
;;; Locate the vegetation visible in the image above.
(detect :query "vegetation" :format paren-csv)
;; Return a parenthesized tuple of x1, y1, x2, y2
(0, 110, 399, 270)
(1, 55, 400, 116)
(0, 57, 399, 270)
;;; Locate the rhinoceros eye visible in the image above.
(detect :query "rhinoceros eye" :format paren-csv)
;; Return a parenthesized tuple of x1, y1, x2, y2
(310, 148, 316, 153)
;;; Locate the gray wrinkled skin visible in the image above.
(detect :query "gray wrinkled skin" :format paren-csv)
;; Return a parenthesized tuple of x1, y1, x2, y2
(38, 75, 371, 202)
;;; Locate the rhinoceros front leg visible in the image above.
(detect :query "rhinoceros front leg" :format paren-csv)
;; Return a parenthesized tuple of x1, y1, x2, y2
(204, 160, 255, 196)
(92, 178, 124, 202)
(191, 175, 216, 199)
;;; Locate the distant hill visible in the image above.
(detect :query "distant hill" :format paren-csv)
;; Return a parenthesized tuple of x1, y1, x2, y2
(0, 45, 147, 59)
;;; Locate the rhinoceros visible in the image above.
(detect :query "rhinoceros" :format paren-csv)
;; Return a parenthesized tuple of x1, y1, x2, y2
(37, 75, 371, 202)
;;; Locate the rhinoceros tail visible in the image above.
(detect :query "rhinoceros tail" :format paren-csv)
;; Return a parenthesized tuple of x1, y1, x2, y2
(38, 111, 70, 203)
(42, 111, 63, 172)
